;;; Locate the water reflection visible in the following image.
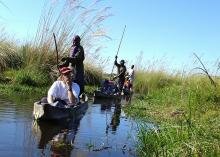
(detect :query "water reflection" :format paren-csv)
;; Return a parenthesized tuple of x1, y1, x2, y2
(93, 98, 122, 133)
(110, 105, 121, 132)
(0, 96, 138, 157)
(32, 106, 87, 157)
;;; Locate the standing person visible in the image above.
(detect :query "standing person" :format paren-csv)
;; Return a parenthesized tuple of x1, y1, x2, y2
(128, 65, 135, 84)
(114, 55, 126, 93)
(47, 67, 80, 107)
(69, 35, 85, 95)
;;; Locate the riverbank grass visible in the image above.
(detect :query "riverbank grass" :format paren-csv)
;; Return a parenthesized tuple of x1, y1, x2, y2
(126, 71, 220, 156)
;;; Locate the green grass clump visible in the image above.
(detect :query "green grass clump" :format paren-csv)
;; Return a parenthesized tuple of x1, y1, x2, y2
(0, 84, 48, 97)
(84, 63, 103, 85)
(85, 85, 98, 95)
(126, 71, 220, 156)
(0, 41, 22, 71)
(137, 123, 219, 157)
(4, 68, 52, 87)
(134, 70, 181, 94)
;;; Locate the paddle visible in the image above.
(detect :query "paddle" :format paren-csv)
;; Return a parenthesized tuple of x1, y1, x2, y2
(53, 33, 60, 73)
(110, 25, 126, 80)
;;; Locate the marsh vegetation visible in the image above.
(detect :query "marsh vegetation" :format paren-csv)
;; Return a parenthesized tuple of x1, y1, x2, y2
(0, 0, 219, 156)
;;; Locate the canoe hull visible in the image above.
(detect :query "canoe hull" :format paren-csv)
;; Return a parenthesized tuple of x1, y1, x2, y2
(33, 97, 88, 121)
(94, 90, 121, 99)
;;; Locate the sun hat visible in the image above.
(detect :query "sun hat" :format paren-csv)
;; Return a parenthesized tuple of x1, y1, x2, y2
(120, 60, 125, 64)
(59, 67, 72, 74)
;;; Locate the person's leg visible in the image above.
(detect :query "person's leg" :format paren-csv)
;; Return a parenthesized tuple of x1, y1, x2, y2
(80, 83, 85, 95)
(119, 79, 125, 92)
(74, 79, 84, 96)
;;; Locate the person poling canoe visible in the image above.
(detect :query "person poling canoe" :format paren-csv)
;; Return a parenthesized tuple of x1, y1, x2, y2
(60, 35, 85, 96)
(113, 55, 127, 93)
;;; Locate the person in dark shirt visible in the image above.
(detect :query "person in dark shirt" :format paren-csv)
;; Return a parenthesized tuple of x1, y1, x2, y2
(69, 35, 85, 95)
(114, 55, 126, 93)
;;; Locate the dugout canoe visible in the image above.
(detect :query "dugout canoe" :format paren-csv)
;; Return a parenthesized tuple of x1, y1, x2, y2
(93, 90, 121, 99)
(33, 96, 88, 121)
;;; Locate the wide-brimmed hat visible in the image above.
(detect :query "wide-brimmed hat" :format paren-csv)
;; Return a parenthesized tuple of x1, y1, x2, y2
(120, 60, 125, 64)
(59, 67, 72, 74)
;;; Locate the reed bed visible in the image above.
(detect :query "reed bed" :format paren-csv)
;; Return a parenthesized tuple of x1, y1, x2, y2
(0, 41, 21, 71)
(126, 70, 220, 156)
(0, 0, 109, 94)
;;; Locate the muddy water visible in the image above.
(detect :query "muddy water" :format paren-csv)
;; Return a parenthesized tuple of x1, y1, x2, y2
(0, 96, 141, 157)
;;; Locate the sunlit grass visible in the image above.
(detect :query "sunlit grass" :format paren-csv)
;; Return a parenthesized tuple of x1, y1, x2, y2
(0, 41, 21, 71)
(0, 0, 109, 95)
(126, 70, 220, 156)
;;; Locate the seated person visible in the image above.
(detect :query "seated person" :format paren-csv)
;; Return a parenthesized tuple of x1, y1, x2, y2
(122, 76, 133, 95)
(101, 79, 109, 92)
(47, 67, 80, 107)
(100, 79, 117, 95)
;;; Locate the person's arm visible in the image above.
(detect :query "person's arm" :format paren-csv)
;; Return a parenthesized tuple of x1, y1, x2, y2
(114, 60, 120, 67)
(47, 95, 54, 104)
(66, 81, 77, 105)
(67, 89, 77, 104)
(114, 55, 120, 67)
(117, 67, 126, 78)
(114, 69, 124, 79)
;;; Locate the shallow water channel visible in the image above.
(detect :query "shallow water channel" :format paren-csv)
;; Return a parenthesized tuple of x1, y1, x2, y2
(0, 96, 141, 157)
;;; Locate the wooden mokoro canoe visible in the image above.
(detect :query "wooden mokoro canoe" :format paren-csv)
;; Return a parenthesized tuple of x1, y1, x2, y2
(93, 90, 121, 99)
(33, 96, 88, 121)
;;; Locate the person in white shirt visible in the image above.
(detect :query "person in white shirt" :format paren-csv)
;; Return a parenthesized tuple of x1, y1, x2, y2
(128, 65, 135, 84)
(47, 67, 80, 106)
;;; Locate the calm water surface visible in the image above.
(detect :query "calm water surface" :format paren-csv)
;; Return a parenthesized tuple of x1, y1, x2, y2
(0, 96, 143, 157)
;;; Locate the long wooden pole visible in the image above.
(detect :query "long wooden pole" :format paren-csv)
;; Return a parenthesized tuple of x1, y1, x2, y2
(110, 25, 126, 79)
(53, 33, 60, 72)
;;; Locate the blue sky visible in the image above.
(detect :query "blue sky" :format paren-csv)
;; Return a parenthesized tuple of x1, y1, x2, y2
(1, 0, 220, 73)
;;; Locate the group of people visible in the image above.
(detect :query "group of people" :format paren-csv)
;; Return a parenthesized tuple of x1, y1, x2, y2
(114, 56, 135, 95)
(100, 57, 135, 96)
(46, 35, 85, 107)
(46, 34, 135, 107)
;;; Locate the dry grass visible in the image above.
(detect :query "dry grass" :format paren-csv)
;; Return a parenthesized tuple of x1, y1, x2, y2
(0, 41, 21, 71)
(32, 0, 112, 67)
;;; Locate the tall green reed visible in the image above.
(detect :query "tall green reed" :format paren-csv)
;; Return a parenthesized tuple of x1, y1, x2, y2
(31, 0, 111, 68)
(1, 0, 110, 86)
(0, 41, 21, 71)
(131, 72, 220, 156)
